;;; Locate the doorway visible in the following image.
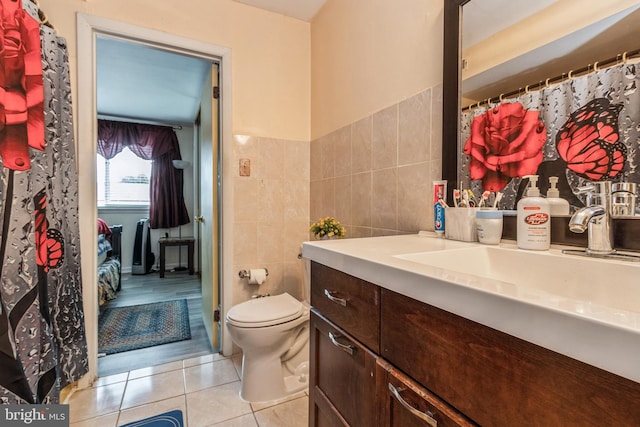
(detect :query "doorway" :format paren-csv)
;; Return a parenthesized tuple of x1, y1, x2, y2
(77, 14, 233, 384)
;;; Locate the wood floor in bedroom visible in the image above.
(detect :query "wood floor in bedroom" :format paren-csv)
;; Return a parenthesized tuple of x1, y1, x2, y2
(98, 271, 215, 378)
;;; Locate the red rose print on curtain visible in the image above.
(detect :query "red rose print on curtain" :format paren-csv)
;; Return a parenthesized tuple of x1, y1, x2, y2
(0, 0, 58, 404)
(555, 98, 625, 180)
(464, 102, 546, 192)
(0, 0, 45, 170)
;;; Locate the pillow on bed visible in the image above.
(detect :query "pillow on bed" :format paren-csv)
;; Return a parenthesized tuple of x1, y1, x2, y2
(98, 234, 113, 265)
(97, 218, 112, 237)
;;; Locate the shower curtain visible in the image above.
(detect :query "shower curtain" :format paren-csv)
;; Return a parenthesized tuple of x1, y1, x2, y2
(461, 59, 640, 211)
(0, 0, 87, 404)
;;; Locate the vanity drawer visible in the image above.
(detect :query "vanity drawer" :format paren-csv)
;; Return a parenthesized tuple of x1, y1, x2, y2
(309, 310, 378, 427)
(378, 359, 476, 427)
(380, 288, 640, 427)
(311, 261, 380, 352)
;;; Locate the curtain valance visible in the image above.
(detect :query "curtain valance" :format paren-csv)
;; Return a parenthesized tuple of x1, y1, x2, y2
(97, 119, 191, 229)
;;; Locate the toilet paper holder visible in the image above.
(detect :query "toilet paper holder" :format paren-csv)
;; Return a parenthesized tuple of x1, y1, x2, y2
(239, 268, 269, 279)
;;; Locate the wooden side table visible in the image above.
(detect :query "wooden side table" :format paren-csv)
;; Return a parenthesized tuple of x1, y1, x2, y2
(158, 237, 195, 278)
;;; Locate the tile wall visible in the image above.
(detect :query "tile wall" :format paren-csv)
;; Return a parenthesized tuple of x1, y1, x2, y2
(310, 85, 443, 237)
(230, 84, 443, 308)
(232, 135, 310, 306)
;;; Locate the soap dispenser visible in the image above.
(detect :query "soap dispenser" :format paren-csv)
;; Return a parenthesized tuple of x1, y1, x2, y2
(516, 175, 550, 250)
(546, 176, 570, 215)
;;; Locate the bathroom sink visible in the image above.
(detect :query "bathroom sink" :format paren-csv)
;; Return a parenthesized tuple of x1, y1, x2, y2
(305, 234, 640, 382)
(394, 246, 640, 314)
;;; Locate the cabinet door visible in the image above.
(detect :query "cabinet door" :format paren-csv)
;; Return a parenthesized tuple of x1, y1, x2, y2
(380, 288, 640, 426)
(309, 310, 377, 427)
(378, 359, 476, 427)
(311, 262, 380, 352)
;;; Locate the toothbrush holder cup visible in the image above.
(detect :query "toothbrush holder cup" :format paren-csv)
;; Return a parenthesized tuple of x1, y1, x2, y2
(444, 208, 481, 242)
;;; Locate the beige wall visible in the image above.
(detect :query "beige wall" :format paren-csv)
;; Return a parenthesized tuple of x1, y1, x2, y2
(311, 0, 444, 140)
(38, 0, 310, 141)
(309, 0, 445, 235)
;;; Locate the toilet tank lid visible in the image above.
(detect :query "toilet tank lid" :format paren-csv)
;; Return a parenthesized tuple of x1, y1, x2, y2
(227, 292, 303, 325)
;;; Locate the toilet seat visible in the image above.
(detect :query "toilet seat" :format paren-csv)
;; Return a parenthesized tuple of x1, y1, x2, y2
(227, 292, 303, 328)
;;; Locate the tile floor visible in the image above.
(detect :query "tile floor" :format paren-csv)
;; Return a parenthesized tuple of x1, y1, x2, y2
(68, 353, 308, 427)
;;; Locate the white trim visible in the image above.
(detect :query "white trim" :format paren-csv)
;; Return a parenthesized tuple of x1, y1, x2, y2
(76, 13, 234, 385)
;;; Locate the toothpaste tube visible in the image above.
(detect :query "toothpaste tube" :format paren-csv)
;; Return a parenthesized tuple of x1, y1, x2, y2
(433, 180, 447, 235)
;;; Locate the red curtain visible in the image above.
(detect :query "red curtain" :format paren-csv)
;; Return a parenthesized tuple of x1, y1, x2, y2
(97, 119, 190, 229)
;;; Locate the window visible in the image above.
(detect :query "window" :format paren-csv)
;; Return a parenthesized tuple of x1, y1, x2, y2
(97, 148, 152, 207)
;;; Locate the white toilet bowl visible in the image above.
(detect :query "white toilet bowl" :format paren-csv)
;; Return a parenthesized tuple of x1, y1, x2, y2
(226, 292, 310, 402)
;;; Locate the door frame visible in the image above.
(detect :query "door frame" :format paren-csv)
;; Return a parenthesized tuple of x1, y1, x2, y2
(76, 13, 235, 385)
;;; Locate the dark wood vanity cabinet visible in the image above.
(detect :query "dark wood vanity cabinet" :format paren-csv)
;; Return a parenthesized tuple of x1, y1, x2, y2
(380, 287, 640, 426)
(309, 261, 640, 427)
(378, 359, 474, 427)
(309, 311, 378, 427)
(309, 262, 471, 427)
(309, 262, 380, 426)
(310, 262, 380, 352)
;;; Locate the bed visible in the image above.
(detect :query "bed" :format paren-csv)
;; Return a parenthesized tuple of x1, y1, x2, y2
(98, 219, 122, 306)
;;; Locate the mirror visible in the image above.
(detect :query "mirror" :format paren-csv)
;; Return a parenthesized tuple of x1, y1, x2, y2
(442, 0, 467, 202)
(461, 1, 640, 108)
(443, 0, 640, 211)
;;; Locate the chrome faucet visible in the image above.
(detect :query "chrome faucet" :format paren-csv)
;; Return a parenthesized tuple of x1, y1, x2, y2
(567, 181, 614, 255)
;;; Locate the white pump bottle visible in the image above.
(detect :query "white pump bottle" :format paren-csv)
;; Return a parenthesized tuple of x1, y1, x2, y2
(516, 175, 550, 250)
(546, 176, 570, 215)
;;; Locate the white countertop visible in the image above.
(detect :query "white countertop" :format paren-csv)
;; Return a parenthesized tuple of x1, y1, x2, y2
(302, 232, 640, 383)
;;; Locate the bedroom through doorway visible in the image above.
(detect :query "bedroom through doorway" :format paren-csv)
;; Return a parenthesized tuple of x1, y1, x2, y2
(93, 32, 220, 377)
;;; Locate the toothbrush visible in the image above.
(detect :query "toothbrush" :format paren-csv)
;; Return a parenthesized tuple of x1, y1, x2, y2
(438, 198, 449, 208)
(479, 191, 490, 207)
(466, 189, 477, 207)
(453, 189, 461, 207)
(493, 192, 503, 209)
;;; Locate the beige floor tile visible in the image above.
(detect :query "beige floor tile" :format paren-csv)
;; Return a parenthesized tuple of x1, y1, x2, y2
(68, 382, 126, 422)
(71, 353, 312, 427)
(254, 396, 308, 427)
(184, 359, 239, 393)
(250, 390, 307, 412)
(70, 412, 119, 427)
(186, 381, 252, 426)
(212, 414, 259, 427)
(94, 372, 129, 388)
(183, 352, 227, 368)
(121, 370, 186, 409)
(117, 395, 187, 426)
(128, 360, 184, 380)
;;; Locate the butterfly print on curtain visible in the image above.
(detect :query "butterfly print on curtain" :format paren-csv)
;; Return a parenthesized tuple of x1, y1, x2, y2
(556, 98, 626, 181)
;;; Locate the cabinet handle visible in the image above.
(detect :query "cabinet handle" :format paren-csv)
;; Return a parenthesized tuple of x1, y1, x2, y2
(324, 289, 347, 306)
(388, 383, 438, 427)
(328, 332, 355, 356)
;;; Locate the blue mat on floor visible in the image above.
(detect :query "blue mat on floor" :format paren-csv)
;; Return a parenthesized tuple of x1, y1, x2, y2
(121, 410, 184, 427)
(99, 299, 191, 355)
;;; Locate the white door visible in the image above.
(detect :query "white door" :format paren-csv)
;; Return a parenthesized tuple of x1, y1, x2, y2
(197, 63, 220, 349)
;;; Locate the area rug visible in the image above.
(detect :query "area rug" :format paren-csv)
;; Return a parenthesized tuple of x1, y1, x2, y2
(121, 410, 184, 427)
(99, 300, 191, 355)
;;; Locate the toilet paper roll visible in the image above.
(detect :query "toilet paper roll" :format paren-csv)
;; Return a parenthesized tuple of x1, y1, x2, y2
(248, 268, 267, 285)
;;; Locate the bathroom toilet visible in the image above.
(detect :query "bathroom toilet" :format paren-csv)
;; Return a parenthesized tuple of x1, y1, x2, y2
(226, 292, 310, 402)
